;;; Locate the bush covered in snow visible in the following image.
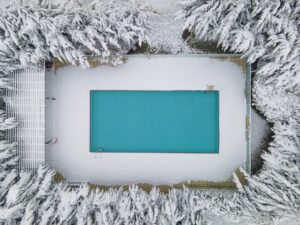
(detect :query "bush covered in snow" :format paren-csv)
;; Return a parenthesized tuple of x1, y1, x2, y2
(0, 0, 299, 224)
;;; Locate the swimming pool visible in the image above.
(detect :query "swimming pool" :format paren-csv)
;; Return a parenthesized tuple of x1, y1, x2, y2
(90, 90, 219, 153)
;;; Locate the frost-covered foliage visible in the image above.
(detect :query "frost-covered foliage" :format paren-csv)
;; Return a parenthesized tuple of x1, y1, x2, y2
(0, 141, 18, 169)
(181, 0, 300, 122)
(0, 0, 299, 224)
(1, 166, 296, 225)
(0, 169, 271, 225)
(181, 0, 300, 223)
(234, 119, 300, 220)
(0, 166, 54, 224)
(0, 0, 148, 72)
(0, 110, 17, 169)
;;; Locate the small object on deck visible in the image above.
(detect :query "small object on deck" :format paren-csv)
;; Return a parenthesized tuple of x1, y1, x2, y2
(45, 138, 58, 145)
(46, 97, 56, 100)
(207, 85, 215, 90)
(93, 148, 104, 158)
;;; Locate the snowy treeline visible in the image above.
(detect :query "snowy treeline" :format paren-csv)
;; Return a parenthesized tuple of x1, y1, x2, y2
(0, 0, 148, 72)
(1, 166, 299, 225)
(181, 0, 300, 223)
(181, 0, 300, 122)
(0, 166, 239, 225)
(0, 0, 299, 224)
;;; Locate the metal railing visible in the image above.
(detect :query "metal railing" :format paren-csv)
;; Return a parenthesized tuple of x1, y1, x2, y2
(6, 66, 45, 170)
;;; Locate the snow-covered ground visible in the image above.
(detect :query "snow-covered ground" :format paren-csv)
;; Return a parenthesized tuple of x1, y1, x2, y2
(139, 0, 193, 53)
(45, 55, 248, 185)
(251, 110, 271, 173)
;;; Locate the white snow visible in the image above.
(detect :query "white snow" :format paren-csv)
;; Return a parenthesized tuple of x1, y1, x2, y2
(45, 55, 248, 185)
(251, 109, 271, 172)
(251, 110, 269, 152)
(86, 0, 192, 53)
(138, 0, 194, 53)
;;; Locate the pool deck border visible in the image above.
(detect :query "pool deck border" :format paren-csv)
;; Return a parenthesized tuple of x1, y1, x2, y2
(82, 54, 252, 175)
(50, 53, 252, 187)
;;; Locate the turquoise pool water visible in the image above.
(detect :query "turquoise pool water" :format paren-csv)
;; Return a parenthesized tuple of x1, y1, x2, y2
(90, 90, 219, 153)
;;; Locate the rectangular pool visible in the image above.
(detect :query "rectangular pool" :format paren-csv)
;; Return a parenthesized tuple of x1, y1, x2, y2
(90, 90, 219, 153)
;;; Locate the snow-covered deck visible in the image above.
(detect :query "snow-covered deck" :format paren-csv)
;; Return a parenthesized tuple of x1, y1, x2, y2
(46, 55, 250, 185)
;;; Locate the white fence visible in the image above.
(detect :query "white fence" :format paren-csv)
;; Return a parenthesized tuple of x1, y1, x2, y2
(6, 66, 45, 170)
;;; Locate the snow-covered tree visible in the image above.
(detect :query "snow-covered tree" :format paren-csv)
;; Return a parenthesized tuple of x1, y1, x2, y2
(0, 141, 18, 170)
(0, 110, 18, 173)
(0, 166, 55, 224)
(234, 118, 300, 221)
(181, 0, 300, 122)
(0, 0, 149, 72)
(181, 0, 300, 222)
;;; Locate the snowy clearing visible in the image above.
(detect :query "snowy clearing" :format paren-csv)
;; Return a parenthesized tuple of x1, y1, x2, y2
(45, 55, 249, 185)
